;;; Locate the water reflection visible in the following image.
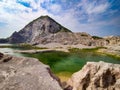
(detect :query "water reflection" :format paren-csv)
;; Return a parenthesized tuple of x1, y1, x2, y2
(0, 44, 23, 57)
(0, 43, 12, 46)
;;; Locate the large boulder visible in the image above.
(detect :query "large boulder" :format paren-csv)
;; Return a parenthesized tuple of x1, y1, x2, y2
(67, 61, 120, 90)
(0, 53, 62, 90)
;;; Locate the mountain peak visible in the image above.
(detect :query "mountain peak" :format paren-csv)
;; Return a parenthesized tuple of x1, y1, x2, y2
(40, 15, 51, 19)
(9, 15, 71, 43)
(26, 15, 71, 33)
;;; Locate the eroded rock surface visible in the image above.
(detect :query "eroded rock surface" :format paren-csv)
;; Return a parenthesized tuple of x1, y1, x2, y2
(8, 15, 108, 47)
(0, 53, 62, 90)
(67, 61, 120, 90)
(104, 36, 120, 45)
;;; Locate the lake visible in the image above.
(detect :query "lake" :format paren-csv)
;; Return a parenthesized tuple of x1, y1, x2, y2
(0, 44, 120, 81)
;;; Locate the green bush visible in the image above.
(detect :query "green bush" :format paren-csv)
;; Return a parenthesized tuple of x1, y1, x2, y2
(92, 36, 103, 39)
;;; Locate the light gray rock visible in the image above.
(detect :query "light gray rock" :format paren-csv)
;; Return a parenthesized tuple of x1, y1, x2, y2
(0, 53, 63, 90)
(67, 61, 120, 90)
(104, 36, 120, 45)
(9, 15, 71, 44)
(8, 15, 109, 47)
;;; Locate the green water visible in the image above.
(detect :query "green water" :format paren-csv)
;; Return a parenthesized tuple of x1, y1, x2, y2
(22, 49, 120, 74)
(0, 44, 120, 81)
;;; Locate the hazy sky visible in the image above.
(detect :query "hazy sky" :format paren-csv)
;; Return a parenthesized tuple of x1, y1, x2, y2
(0, 0, 120, 38)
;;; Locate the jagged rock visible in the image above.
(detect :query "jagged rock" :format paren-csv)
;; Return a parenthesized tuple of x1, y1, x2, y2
(0, 15, 119, 47)
(67, 61, 120, 90)
(0, 53, 62, 90)
(7, 15, 109, 47)
(9, 15, 71, 44)
(104, 36, 120, 45)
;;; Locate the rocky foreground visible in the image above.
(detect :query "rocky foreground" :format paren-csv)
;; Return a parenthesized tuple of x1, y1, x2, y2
(0, 53, 62, 90)
(67, 61, 120, 90)
(0, 52, 120, 90)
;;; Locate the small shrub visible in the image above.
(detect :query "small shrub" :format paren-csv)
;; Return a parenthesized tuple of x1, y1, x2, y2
(92, 36, 103, 39)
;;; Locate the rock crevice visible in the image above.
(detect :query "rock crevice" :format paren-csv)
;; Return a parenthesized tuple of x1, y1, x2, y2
(67, 61, 120, 90)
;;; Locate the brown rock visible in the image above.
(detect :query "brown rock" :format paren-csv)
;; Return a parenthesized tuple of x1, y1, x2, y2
(67, 61, 120, 90)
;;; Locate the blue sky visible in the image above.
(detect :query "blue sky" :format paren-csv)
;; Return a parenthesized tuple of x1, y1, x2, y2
(0, 0, 120, 38)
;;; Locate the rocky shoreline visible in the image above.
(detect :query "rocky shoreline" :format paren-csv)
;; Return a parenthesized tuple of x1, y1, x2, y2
(0, 15, 120, 90)
(13, 43, 120, 58)
(0, 52, 120, 90)
(0, 52, 62, 90)
(97, 45, 120, 58)
(66, 61, 120, 90)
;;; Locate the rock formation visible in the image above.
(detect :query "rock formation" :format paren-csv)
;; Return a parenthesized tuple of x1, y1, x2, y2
(0, 38, 9, 43)
(67, 61, 120, 90)
(0, 52, 62, 90)
(9, 15, 71, 44)
(8, 15, 108, 47)
(104, 36, 120, 45)
(0, 52, 120, 90)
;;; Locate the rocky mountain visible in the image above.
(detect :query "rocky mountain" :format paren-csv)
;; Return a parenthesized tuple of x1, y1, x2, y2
(9, 15, 71, 44)
(8, 15, 109, 46)
(3, 15, 119, 47)
(0, 52, 62, 90)
(66, 61, 120, 90)
(0, 38, 9, 43)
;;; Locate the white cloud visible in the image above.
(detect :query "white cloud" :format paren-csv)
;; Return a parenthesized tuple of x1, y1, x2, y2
(0, 0, 51, 38)
(49, 4, 61, 13)
(0, 0, 119, 38)
(86, 3, 109, 14)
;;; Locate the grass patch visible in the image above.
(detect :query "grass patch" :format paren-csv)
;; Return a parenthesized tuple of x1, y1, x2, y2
(81, 47, 107, 51)
(92, 36, 103, 39)
(81, 34, 89, 37)
(97, 51, 120, 60)
(68, 47, 107, 52)
(106, 54, 120, 60)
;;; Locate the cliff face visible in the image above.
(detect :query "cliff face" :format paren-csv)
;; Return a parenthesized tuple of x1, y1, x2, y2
(0, 53, 62, 90)
(8, 15, 109, 47)
(67, 61, 120, 90)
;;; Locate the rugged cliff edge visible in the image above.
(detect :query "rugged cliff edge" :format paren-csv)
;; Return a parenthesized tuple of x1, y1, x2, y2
(0, 53, 62, 90)
(66, 61, 120, 90)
